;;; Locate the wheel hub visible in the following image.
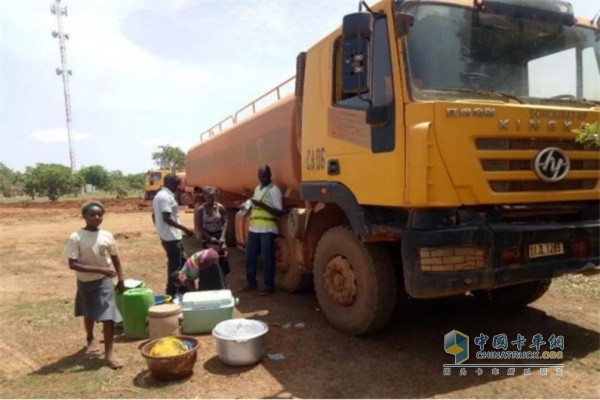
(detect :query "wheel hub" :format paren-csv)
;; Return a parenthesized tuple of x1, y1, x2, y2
(324, 255, 356, 307)
(275, 237, 290, 272)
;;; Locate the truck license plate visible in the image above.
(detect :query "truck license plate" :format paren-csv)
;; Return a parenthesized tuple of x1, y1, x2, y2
(528, 242, 564, 259)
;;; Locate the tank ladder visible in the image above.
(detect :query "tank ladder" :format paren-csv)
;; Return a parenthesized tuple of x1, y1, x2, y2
(199, 76, 295, 142)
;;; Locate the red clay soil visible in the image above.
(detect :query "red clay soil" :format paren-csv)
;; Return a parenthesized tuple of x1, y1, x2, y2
(0, 198, 149, 213)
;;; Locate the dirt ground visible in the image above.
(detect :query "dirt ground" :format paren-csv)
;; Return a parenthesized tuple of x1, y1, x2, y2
(0, 198, 598, 398)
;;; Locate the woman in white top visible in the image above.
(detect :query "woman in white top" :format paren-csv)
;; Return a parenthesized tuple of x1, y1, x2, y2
(63, 201, 125, 369)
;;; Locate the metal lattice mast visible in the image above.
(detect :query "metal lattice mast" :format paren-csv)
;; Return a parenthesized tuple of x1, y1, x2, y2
(51, 0, 76, 172)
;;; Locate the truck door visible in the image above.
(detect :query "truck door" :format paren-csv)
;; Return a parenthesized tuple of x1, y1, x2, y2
(326, 14, 400, 206)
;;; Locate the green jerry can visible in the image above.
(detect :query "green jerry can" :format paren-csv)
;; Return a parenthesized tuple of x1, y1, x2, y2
(122, 287, 155, 339)
(115, 279, 147, 317)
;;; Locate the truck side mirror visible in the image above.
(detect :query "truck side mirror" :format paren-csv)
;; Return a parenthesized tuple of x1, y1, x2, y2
(394, 12, 414, 37)
(341, 12, 373, 95)
(366, 104, 389, 126)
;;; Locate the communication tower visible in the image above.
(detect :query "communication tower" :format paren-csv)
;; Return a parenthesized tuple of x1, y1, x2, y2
(51, 0, 76, 172)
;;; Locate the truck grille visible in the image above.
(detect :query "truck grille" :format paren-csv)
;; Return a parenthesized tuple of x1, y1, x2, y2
(489, 180, 597, 192)
(475, 138, 594, 151)
(475, 137, 599, 193)
(481, 159, 600, 171)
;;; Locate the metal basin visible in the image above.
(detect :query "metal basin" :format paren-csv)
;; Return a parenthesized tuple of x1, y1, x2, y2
(212, 319, 268, 366)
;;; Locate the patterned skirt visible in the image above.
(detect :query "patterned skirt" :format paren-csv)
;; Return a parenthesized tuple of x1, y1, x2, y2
(75, 277, 123, 323)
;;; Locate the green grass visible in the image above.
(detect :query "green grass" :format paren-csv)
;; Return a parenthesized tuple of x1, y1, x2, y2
(4, 300, 71, 325)
(1, 298, 150, 399)
(0, 191, 144, 204)
(0, 347, 120, 399)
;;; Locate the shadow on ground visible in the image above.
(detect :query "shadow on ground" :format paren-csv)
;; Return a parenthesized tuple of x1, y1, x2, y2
(232, 277, 599, 398)
(247, 294, 600, 398)
(132, 369, 193, 389)
(203, 355, 259, 376)
(30, 347, 104, 375)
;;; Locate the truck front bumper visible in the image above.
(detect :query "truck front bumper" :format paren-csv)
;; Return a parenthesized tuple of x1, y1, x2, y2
(401, 220, 599, 299)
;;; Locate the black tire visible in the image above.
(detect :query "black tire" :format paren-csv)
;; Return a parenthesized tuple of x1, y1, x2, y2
(225, 208, 237, 247)
(275, 264, 313, 293)
(179, 192, 194, 207)
(474, 279, 552, 309)
(275, 236, 312, 293)
(144, 191, 156, 201)
(314, 226, 396, 335)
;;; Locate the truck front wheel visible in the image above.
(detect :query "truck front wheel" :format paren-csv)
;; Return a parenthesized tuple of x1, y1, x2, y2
(474, 279, 551, 308)
(313, 226, 396, 335)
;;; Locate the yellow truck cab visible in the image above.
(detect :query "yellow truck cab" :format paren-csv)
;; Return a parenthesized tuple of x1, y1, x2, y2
(144, 170, 195, 206)
(144, 169, 171, 200)
(187, 0, 600, 335)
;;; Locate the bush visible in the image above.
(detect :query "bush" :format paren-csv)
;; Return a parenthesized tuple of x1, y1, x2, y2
(21, 163, 81, 201)
(574, 122, 599, 149)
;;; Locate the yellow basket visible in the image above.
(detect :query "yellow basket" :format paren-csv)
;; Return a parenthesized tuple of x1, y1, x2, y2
(141, 336, 199, 380)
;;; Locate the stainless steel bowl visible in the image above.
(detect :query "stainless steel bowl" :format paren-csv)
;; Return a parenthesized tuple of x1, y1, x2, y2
(212, 319, 268, 366)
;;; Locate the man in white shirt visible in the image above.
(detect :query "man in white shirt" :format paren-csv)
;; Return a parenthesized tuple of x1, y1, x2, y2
(242, 165, 283, 294)
(152, 173, 194, 297)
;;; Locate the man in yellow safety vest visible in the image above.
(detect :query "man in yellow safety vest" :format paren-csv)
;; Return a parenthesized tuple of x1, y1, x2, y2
(242, 165, 283, 294)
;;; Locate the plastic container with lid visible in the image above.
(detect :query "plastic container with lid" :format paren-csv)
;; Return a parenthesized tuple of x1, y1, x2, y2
(181, 290, 237, 334)
(148, 304, 183, 340)
(212, 318, 268, 366)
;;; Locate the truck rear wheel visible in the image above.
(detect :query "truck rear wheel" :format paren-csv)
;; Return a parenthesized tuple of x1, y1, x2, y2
(225, 208, 237, 247)
(313, 226, 396, 335)
(275, 237, 312, 293)
(179, 192, 194, 207)
(474, 279, 551, 308)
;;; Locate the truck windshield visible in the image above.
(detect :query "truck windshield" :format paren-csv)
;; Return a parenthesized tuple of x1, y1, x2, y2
(397, 2, 600, 106)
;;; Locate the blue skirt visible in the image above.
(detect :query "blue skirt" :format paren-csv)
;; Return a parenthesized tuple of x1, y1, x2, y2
(75, 277, 123, 323)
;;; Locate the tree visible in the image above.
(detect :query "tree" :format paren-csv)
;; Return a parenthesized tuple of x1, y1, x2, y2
(11, 171, 25, 196)
(151, 145, 186, 171)
(78, 165, 110, 190)
(20, 167, 39, 200)
(110, 180, 129, 199)
(125, 172, 146, 191)
(22, 163, 81, 201)
(574, 122, 599, 149)
(104, 170, 126, 197)
(0, 162, 15, 197)
(109, 170, 124, 180)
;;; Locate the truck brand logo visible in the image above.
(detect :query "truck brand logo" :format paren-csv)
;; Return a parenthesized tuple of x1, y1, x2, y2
(498, 119, 589, 132)
(534, 147, 570, 182)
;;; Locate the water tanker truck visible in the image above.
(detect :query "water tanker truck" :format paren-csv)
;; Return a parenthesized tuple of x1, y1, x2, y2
(186, 0, 600, 335)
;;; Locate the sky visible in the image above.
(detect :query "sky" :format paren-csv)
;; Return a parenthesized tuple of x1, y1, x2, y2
(0, 0, 598, 174)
